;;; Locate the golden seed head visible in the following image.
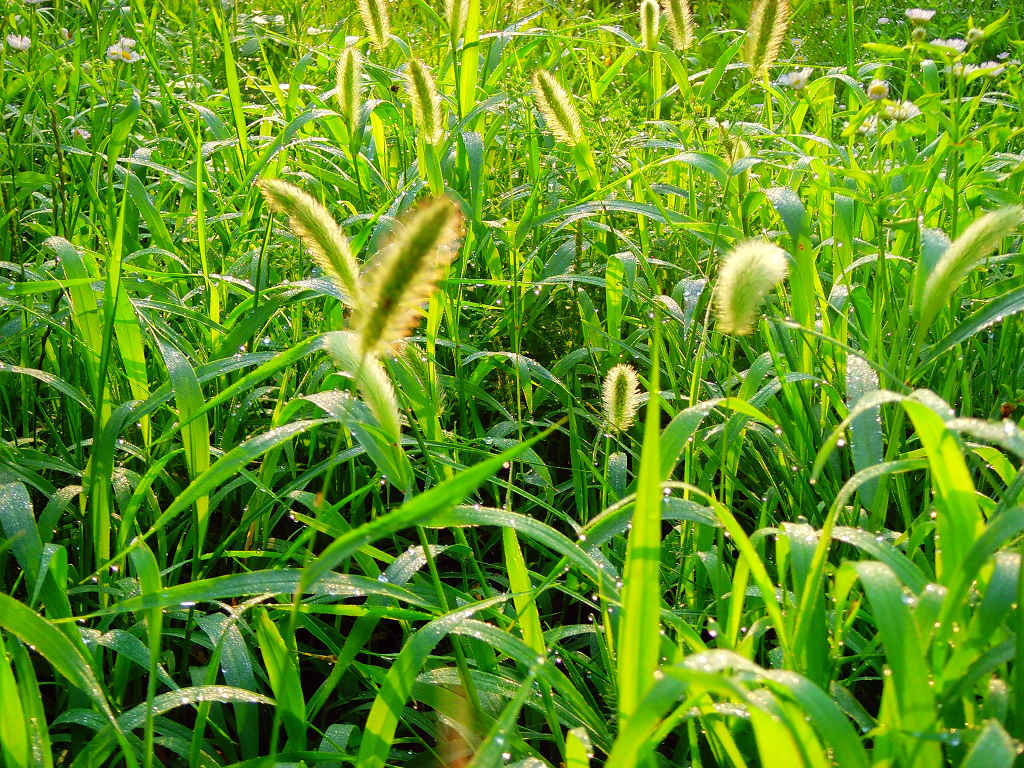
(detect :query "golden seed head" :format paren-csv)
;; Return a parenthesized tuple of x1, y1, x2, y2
(355, 197, 464, 357)
(603, 364, 642, 433)
(445, 0, 469, 38)
(640, 0, 661, 50)
(336, 47, 363, 130)
(743, 0, 789, 77)
(531, 69, 585, 148)
(257, 178, 361, 303)
(405, 59, 444, 146)
(663, 0, 694, 50)
(357, 0, 391, 52)
(713, 239, 789, 335)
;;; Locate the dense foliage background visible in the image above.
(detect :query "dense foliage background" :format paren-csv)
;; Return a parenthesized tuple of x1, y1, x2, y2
(1, 0, 1024, 764)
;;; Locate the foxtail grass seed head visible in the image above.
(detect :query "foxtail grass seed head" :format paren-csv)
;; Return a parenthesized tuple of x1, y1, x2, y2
(357, 0, 391, 52)
(640, 0, 660, 50)
(663, 0, 694, 51)
(713, 240, 789, 335)
(603, 364, 641, 433)
(355, 197, 463, 357)
(258, 178, 361, 302)
(743, 0, 789, 77)
(336, 47, 363, 131)
(531, 69, 585, 148)
(918, 206, 1024, 329)
(445, 0, 468, 38)
(405, 59, 443, 146)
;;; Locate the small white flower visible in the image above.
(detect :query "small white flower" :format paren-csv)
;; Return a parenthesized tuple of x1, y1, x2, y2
(905, 8, 935, 24)
(60, 27, 71, 41)
(858, 115, 879, 135)
(106, 41, 141, 62)
(118, 36, 137, 49)
(966, 27, 984, 46)
(930, 38, 967, 54)
(6, 34, 31, 51)
(877, 16, 889, 25)
(778, 67, 812, 91)
(975, 61, 1007, 78)
(997, 51, 1010, 60)
(72, 127, 91, 140)
(866, 79, 889, 100)
(884, 100, 922, 121)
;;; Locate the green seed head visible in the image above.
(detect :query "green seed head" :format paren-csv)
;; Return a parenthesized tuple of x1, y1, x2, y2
(405, 59, 443, 146)
(743, 0, 789, 77)
(258, 178, 361, 303)
(336, 47, 363, 131)
(445, 0, 468, 38)
(603, 364, 641, 433)
(531, 69, 585, 148)
(663, 0, 694, 51)
(358, 0, 391, 52)
(917, 206, 1024, 333)
(355, 197, 463, 357)
(640, 0, 660, 50)
(713, 239, 789, 335)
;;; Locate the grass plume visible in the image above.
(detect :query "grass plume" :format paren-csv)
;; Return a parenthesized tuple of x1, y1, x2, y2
(357, 0, 391, 52)
(640, 0, 661, 50)
(713, 239, 789, 335)
(603, 364, 641, 433)
(405, 59, 444, 146)
(355, 196, 463, 357)
(663, 0, 694, 50)
(743, 0, 789, 76)
(531, 69, 585, 148)
(258, 178, 361, 303)
(336, 47, 362, 133)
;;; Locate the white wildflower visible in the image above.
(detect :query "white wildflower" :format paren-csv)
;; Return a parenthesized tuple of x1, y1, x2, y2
(866, 79, 889, 100)
(905, 8, 935, 24)
(778, 67, 812, 91)
(6, 34, 31, 51)
(884, 100, 922, 121)
(72, 127, 91, 140)
(930, 38, 967, 55)
(106, 39, 141, 63)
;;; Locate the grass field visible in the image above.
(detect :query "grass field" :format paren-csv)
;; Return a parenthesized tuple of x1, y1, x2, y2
(2, 0, 1024, 764)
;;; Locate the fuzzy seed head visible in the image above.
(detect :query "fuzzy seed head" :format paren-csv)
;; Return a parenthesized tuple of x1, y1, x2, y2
(355, 197, 464, 357)
(445, 0, 469, 38)
(357, 0, 391, 51)
(917, 206, 1024, 332)
(258, 178, 361, 303)
(743, 0, 790, 77)
(713, 240, 789, 335)
(640, 0, 661, 50)
(603, 364, 641, 433)
(662, 0, 694, 50)
(531, 69, 585, 147)
(336, 47, 363, 130)
(405, 59, 443, 146)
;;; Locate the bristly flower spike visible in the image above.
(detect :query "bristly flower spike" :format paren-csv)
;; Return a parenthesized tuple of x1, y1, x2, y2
(336, 47, 363, 133)
(713, 239, 789, 335)
(405, 59, 444, 146)
(445, 0, 468, 39)
(640, 0, 661, 50)
(355, 197, 463, 357)
(603, 364, 641, 433)
(257, 178, 361, 303)
(357, 0, 391, 52)
(743, 0, 790, 77)
(531, 69, 585, 148)
(663, 0, 695, 51)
